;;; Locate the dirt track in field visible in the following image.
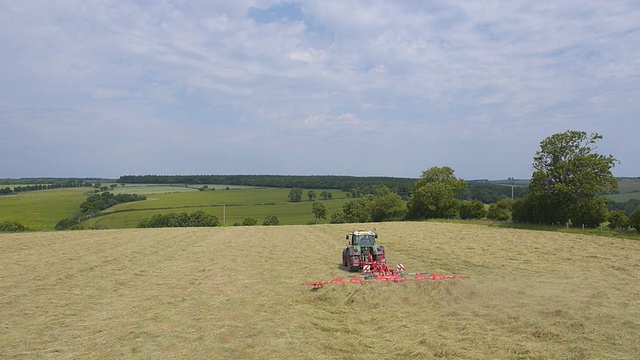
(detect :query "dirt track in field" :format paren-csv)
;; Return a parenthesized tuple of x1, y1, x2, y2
(1, 222, 639, 359)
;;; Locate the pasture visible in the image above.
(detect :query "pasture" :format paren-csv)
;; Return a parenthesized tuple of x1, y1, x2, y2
(1, 222, 639, 359)
(0, 185, 349, 230)
(92, 187, 349, 227)
(0, 188, 88, 231)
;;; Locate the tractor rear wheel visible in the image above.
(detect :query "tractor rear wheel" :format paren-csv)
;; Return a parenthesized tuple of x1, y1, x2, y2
(347, 256, 359, 272)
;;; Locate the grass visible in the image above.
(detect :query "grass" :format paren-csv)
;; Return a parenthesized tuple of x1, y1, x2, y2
(92, 187, 349, 227)
(604, 192, 640, 202)
(616, 178, 640, 194)
(0, 188, 89, 231)
(0, 186, 349, 230)
(1, 222, 639, 359)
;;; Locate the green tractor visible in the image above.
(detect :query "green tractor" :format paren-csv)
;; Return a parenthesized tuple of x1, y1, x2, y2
(341, 230, 386, 272)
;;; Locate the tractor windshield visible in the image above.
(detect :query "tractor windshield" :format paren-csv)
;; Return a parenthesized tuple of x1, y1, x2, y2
(357, 235, 375, 246)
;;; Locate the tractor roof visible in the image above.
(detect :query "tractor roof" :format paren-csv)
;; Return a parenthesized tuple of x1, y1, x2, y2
(352, 230, 376, 236)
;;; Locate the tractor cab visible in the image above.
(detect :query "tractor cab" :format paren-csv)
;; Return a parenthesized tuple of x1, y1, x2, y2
(347, 231, 377, 246)
(342, 230, 384, 272)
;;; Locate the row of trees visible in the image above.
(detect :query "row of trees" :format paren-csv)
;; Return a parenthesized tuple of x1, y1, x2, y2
(80, 192, 147, 214)
(118, 174, 414, 195)
(0, 181, 96, 195)
(288, 189, 333, 202)
(138, 211, 220, 228)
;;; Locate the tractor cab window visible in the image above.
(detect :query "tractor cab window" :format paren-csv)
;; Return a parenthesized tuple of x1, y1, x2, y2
(357, 235, 375, 246)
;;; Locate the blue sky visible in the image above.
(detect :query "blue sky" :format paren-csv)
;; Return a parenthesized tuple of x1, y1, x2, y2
(1, 1, 638, 180)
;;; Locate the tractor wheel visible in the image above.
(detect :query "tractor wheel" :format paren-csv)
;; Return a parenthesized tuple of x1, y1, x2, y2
(347, 256, 358, 272)
(342, 249, 348, 267)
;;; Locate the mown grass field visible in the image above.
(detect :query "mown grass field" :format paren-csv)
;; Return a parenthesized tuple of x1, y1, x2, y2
(1, 222, 639, 359)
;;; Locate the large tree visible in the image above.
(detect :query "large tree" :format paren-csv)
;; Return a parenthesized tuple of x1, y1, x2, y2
(288, 188, 303, 202)
(311, 201, 327, 224)
(524, 130, 618, 227)
(406, 167, 466, 219)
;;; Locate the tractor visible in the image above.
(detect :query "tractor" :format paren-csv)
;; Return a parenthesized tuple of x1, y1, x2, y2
(341, 230, 386, 272)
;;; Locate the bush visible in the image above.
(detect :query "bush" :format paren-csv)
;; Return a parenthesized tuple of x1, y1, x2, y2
(459, 200, 487, 219)
(487, 199, 512, 221)
(262, 214, 279, 226)
(0, 221, 29, 233)
(55, 218, 80, 230)
(234, 217, 258, 226)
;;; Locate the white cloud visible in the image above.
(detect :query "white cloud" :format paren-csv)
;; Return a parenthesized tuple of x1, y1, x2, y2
(0, 0, 639, 178)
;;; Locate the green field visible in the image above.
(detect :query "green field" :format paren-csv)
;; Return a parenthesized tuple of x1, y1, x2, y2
(604, 192, 640, 202)
(0, 185, 350, 230)
(93, 187, 349, 228)
(1, 222, 638, 359)
(0, 188, 89, 231)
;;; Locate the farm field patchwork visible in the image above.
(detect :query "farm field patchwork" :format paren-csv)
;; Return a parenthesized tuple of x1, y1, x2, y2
(93, 187, 349, 227)
(1, 222, 639, 359)
(0, 186, 349, 230)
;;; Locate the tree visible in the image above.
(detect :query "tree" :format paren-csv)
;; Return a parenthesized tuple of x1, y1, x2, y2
(320, 191, 333, 200)
(459, 200, 487, 220)
(263, 214, 280, 226)
(486, 198, 512, 221)
(407, 167, 466, 219)
(629, 209, 640, 233)
(311, 201, 327, 224)
(368, 186, 406, 221)
(524, 130, 618, 227)
(307, 190, 316, 201)
(607, 210, 629, 230)
(288, 188, 303, 202)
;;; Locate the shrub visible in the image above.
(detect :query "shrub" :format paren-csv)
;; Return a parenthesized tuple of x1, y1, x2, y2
(262, 214, 279, 226)
(55, 218, 80, 230)
(459, 200, 487, 219)
(241, 217, 258, 226)
(0, 221, 29, 233)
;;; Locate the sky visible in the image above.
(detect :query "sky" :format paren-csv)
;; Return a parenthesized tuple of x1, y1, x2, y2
(1, 1, 638, 180)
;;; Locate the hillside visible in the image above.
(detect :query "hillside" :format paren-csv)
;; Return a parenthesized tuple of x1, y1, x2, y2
(2, 222, 639, 359)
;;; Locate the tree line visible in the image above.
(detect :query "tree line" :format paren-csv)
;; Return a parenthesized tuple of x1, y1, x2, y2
(117, 174, 415, 197)
(291, 130, 638, 232)
(0, 181, 96, 195)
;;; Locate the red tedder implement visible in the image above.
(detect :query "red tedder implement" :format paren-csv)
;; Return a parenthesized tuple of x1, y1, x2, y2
(305, 230, 465, 290)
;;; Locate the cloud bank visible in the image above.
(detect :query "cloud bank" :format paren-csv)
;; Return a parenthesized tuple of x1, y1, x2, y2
(1, 1, 638, 179)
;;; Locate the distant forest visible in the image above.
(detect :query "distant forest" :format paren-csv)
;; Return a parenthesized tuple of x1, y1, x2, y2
(117, 175, 528, 203)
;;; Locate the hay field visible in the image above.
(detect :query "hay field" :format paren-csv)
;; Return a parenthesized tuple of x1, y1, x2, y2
(1, 222, 639, 359)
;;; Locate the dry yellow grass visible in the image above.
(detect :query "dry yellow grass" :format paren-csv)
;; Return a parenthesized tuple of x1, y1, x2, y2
(1, 222, 639, 359)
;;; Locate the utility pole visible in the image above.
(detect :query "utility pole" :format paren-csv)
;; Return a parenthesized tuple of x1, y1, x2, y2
(508, 177, 514, 200)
